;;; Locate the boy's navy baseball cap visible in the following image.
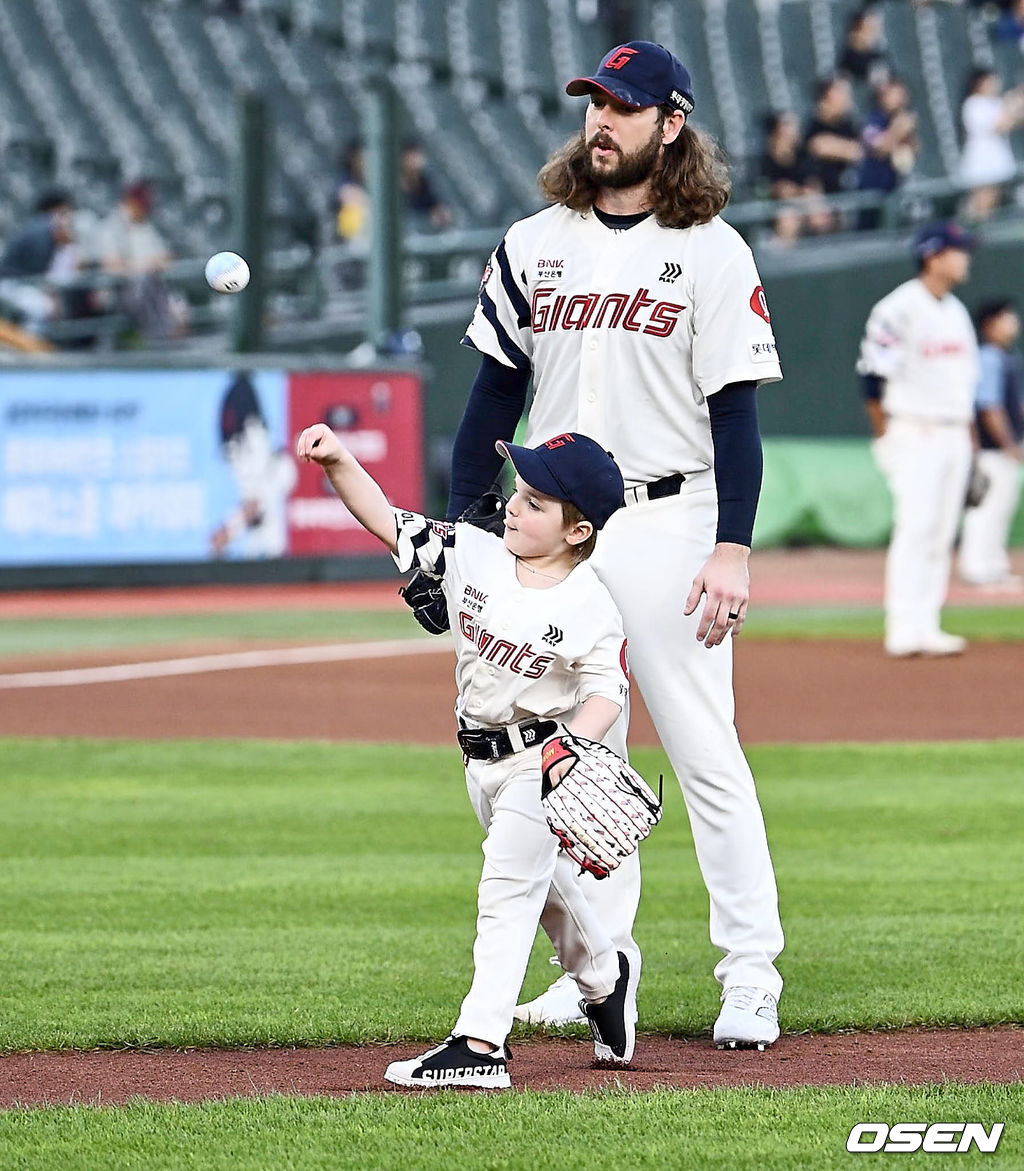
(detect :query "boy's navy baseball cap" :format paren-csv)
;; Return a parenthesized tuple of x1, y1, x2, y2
(913, 221, 977, 260)
(495, 433, 625, 530)
(566, 41, 695, 115)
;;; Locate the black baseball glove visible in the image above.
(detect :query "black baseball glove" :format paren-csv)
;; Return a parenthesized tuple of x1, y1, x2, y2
(400, 490, 506, 635)
(964, 456, 991, 509)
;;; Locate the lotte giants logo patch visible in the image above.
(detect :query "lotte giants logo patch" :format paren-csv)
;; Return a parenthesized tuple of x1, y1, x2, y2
(749, 285, 771, 323)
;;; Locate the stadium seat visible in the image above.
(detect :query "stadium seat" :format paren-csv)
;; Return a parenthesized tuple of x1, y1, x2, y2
(506, 0, 562, 100)
(0, 0, 114, 173)
(649, 0, 726, 147)
(776, 0, 826, 122)
(723, 0, 773, 162)
(447, 0, 503, 88)
(394, 0, 448, 72)
(6, 0, 1023, 337)
(877, 0, 947, 179)
(391, 65, 508, 224)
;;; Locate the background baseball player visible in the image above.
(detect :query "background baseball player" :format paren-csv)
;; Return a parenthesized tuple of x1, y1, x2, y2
(440, 40, 785, 1050)
(958, 297, 1024, 590)
(858, 221, 980, 656)
(296, 423, 636, 1087)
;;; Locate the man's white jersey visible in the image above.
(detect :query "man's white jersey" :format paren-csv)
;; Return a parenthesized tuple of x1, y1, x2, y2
(857, 278, 980, 423)
(392, 510, 629, 727)
(462, 205, 783, 485)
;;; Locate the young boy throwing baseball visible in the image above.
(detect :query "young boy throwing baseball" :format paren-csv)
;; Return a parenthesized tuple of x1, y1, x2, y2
(295, 424, 634, 1088)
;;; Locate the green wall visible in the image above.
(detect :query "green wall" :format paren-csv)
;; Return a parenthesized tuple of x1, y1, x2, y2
(757, 235, 1024, 437)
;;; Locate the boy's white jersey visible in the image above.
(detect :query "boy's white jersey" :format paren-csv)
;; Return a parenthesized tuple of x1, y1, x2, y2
(857, 277, 980, 422)
(393, 511, 628, 728)
(462, 205, 782, 486)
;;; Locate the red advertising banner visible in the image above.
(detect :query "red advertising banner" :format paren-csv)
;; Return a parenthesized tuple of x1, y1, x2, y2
(286, 370, 423, 555)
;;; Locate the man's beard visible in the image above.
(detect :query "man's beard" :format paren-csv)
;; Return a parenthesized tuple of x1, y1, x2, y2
(584, 124, 663, 188)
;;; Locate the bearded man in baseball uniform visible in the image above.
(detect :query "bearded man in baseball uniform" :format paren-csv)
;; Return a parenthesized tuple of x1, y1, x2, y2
(443, 41, 785, 1049)
(858, 222, 979, 656)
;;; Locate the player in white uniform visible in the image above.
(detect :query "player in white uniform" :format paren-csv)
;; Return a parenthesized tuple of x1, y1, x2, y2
(958, 298, 1024, 590)
(296, 423, 635, 1087)
(445, 41, 785, 1049)
(857, 221, 980, 656)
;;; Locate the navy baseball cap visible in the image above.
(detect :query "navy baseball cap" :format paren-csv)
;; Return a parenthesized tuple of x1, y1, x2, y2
(566, 41, 695, 115)
(495, 433, 625, 530)
(913, 221, 977, 261)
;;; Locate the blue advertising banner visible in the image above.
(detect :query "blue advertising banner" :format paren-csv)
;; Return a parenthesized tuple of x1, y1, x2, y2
(0, 369, 288, 565)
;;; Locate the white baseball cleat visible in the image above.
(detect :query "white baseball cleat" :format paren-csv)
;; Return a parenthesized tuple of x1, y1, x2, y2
(960, 573, 1023, 592)
(885, 636, 922, 658)
(513, 971, 587, 1026)
(919, 631, 967, 656)
(713, 986, 780, 1050)
(885, 631, 967, 658)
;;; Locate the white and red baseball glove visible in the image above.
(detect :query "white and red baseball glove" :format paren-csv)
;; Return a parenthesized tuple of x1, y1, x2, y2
(540, 731, 662, 879)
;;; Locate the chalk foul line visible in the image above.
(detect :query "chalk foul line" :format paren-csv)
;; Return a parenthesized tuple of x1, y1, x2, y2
(0, 638, 453, 689)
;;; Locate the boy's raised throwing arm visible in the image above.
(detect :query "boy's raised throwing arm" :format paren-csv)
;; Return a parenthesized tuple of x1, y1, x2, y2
(296, 423, 399, 553)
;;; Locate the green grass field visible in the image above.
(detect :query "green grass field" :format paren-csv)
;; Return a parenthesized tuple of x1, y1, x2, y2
(1, 735, 1023, 1167)
(2, 1085, 1021, 1170)
(1, 604, 1021, 1168)
(3, 737, 1023, 1049)
(0, 609, 427, 659)
(1, 603, 1021, 661)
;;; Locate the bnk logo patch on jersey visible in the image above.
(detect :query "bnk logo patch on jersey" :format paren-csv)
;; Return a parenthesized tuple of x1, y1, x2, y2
(536, 258, 565, 280)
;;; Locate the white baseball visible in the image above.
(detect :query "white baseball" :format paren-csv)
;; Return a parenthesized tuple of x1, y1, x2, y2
(205, 251, 250, 294)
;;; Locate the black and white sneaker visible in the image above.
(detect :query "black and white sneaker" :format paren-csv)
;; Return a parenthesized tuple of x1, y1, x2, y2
(581, 951, 638, 1064)
(384, 1035, 511, 1089)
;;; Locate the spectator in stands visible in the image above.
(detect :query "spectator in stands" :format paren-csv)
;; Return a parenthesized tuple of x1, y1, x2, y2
(992, 0, 1024, 42)
(0, 189, 76, 339)
(92, 180, 184, 341)
(399, 138, 453, 231)
(757, 112, 831, 245)
(856, 75, 919, 228)
(959, 297, 1024, 590)
(334, 139, 369, 243)
(333, 138, 370, 290)
(958, 68, 1024, 219)
(836, 4, 891, 91)
(802, 76, 864, 230)
(804, 77, 864, 193)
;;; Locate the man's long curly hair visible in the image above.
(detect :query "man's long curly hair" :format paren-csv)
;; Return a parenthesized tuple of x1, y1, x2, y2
(537, 109, 731, 229)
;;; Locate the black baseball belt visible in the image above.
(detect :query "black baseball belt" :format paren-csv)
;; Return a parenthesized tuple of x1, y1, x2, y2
(457, 717, 559, 761)
(623, 472, 687, 507)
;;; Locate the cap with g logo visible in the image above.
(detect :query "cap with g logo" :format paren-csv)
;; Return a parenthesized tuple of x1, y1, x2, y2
(495, 432, 625, 530)
(912, 221, 977, 261)
(566, 41, 695, 115)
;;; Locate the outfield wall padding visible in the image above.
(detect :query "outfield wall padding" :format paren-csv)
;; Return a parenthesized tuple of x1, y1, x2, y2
(755, 438, 1024, 549)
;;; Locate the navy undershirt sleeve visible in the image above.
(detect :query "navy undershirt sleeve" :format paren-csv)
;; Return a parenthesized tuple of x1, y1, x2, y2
(447, 354, 531, 520)
(707, 381, 763, 547)
(861, 373, 884, 401)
